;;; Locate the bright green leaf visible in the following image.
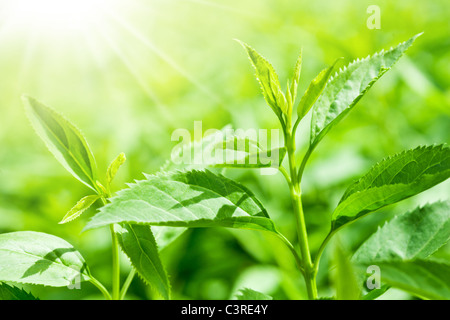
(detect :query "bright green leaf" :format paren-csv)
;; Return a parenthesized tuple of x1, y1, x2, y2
(84, 169, 277, 234)
(331, 145, 450, 231)
(333, 240, 361, 300)
(23, 95, 99, 192)
(0, 283, 39, 300)
(106, 152, 126, 190)
(237, 40, 287, 117)
(289, 50, 302, 105)
(0, 231, 91, 287)
(59, 195, 100, 224)
(115, 224, 170, 299)
(353, 201, 450, 263)
(235, 288, 273, 300)
(310, 34, 421, 148)
(297, 58, 340, 120)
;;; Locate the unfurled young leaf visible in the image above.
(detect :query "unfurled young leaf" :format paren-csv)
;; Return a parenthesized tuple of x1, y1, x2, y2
(310, 33, 421, 148)
(331, 144, 450, 231)
(59, 195, 101, 224)
(84, 169, 277, 234)
(106, 152, 126, 190)
(235, 288, 273, 300)
(23, 95, 99, 192)
(0, 283, 39, 300)
(0, 231, 91, 287)
(369, 259, 450, 300)
(353, 201, 450, 263)
(115, 224, 170, 299)
(289, 50, 303, 105)
(297, 58, 340, 120)
(237, 40, 287, 118)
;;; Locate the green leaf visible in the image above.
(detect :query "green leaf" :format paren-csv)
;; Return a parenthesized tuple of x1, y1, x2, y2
(369, 259, 450, 300)
(333, 240, 361, 300)
(84, 169, 277, 234)
(23, 95, 99, 192)
(289, 50, 302, 104)
(115, 224, 170, 299)
(353, 201, 450, 263)
(235, 288, 273, 300)
(331, 145, 450, 231)
(297, 58, 340, 120)
(171, 126, 286, 170)
(310, 34, 421, 148)
(59, 195, 100, 224)
(106, 152, 127, 190)
(0, 231, 91, 287)
(0, 282, 39, 300)
(152, 226, 187, 250)
(238, 40, 287, 117)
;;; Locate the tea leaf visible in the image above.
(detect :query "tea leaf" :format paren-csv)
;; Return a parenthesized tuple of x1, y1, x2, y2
(367, 259, 450, 300)
(84, 169, 277, 234)
(238, 40, 287, 118)
(115, 224, 170, 299)
(106, 152, 126, 190)
(353, 201, 450, 263)
(23, 95, 98, 191)
(333, 240, 361, 300)
(297, 58, 340, 120)
(0, 231, 91, 287)
(59, 195, 100, 224)
(0, 283, 39, 300)
(235, 288, 273, 300)
(289, 50, 303, 105)
(331, 145, 450, 231)
(310, 34, 421, 148)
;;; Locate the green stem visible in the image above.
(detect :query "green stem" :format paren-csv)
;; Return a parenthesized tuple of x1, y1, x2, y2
(89, 277, 112, 300)
(313, 230, 336, 277)
(120, 268, 136, 300)
(275, 232, 305, 276)
(110, 224, 121, 300)
(285, 132, 317, 300)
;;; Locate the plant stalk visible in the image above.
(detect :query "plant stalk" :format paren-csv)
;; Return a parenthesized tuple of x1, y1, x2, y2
(110, 224, 121, 300)
(285, 132, 317, 300)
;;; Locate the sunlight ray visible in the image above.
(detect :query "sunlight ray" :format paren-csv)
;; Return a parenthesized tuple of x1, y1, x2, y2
(104, 8, 222, 105)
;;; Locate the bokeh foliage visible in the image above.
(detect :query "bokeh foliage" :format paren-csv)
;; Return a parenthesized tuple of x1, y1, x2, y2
(0, 0, 448, 299)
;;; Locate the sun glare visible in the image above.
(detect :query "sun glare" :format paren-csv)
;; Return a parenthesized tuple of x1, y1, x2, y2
(4, 0, 114, 32)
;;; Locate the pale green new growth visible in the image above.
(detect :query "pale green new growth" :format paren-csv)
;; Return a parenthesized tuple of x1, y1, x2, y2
(0, 231, 91, 287)
(115, 224, 170, 300)
(332, 144, 450, 230)
(310, 33, 422, 148)
(237, 40, 287, 120)
(106, 152, 127, 191)
(297, 58, 340, 120)
(59, 194, 100, 224)
(22, 95, 99, 192)
(85, 169, 277, 233)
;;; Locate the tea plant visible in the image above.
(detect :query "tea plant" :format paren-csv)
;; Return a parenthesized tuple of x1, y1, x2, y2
(0, 33, 449, 300)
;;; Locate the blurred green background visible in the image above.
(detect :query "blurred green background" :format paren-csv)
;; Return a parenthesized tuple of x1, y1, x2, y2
(0, 0, 449, 299)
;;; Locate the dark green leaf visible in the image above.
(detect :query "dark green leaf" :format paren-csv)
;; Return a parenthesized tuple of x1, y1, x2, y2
(332, 145, 450, 231)
(0, 283, 39, 300)
(115, 224, 170, 299)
